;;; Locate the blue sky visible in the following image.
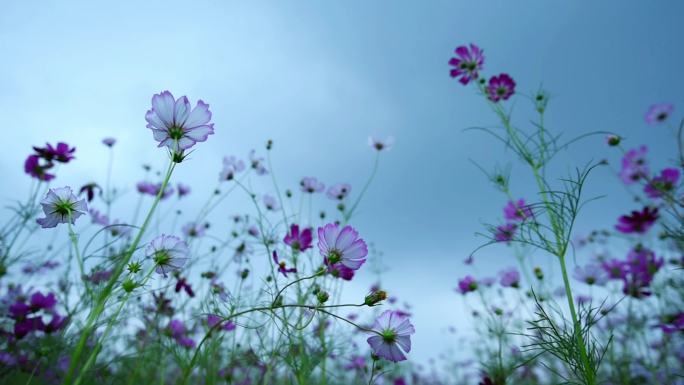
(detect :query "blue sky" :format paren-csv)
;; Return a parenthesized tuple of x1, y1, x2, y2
(1, 0, 683, 366)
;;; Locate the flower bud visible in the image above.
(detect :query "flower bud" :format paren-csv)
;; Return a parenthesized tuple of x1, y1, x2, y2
(364, 290, 388, 306)
(533, 266, 543, 280)
(316, 291, 329, 304)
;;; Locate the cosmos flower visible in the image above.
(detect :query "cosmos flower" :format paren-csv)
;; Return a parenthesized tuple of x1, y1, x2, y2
(219, 156, 246, 181)
(615, 206, 659, 234)
(182, 222, 206, 238)
(24, 154, 55, 181)
(284, 224, 313, 252)
(174, 276, 195, 297)
(368, 136, 395, 152)
(102, 137, 117, 147)
(272, 251, 297, 277)
(36, 187, 88, 228)
(177, 183, 191, 198)
(602, 258, 628, 279)
(300, 177, 325, 193)
(88, 208, 109, 226)
(487, 74, 516, 102)
(644, 103, 674, 125)
(145, 91, 214, 153)
(206, 314, 236, 331)
(658, 313, 684, 334)
(326, 183, 352, 200)
(573, 264, 609, 286)
(249, 150, 268, 175)
(494, 223, 517, 242)
(33, 142, 76, 163)
(318, 223, 368, 271)
(644, 168, 680, 199)
(499, 268, 520, 288)
(166, 319, 195, 348)
(87, 269, 113, 285)
(457, 275, 478, 294)
(263, 194, 279, 211)
(79, 182, 101, 202)
(146, 234, 190, 276)
(448, 44, 484, 85)
(503, 199, 533, 221)
(619, 146, 649, 184)
(136, 181, 174, 199)
(327, 263, 356, 280)
(622, 247, 663, 298)
(367, 310, 415, 362)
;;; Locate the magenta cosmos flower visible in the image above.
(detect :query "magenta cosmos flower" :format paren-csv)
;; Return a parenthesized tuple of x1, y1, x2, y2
(494, 223, 517, 242)
(33, 142, 76, 163)
(644, 103, 674, 124)
(448, 44, 484, 85)
(300, 177, 325, 193)
(36, 187, 88, 228)
(644, 168, 680, 198)
(503, 199, 533, 221)
(457, 275, 478, 294)
(145, 91, 214, 152)
(146, 234, 190, 276)
(284, 224, 312, 252)
(487, 74, 516, 102)
(177, 183, 191, 198)
(367, 310, 415, 362)
(327, 183, 351, 201)
(24, 155, 55, 181)
(272, 251, 297, 277)
(615, 206, 658, 234)
(318, 223, 368, 272)
(619, 146, 649, 184)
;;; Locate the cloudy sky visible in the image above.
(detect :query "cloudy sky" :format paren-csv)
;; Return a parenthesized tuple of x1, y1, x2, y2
(1, 0, 682, 366)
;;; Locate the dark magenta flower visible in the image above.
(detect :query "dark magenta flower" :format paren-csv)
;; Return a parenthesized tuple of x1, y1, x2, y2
(327, 263, 355, 281)
(206, 314, 236, 331)
(457, 275, 478, 294)
(300, 177, 325, 193)
(30, 292, 57, 310)
(503, 199, 533, 221)
(87, 269, 113, 284)
(318, 223, 368, 271)
(79, 182, 101, 202)
(494, 223, 516, 242)
(619, 146, 649, 184)
(175, 276, 195, 297)
(145, 91, 214, 152)
(487, 74, 516, 102)
(33, 142, 76, 163)
(622, 247, 663, 297)
(326, 183, 351, 201)
(448, 44, 484, 85)
(644, 168, 680, 198)
(24, 154, 55, 181)
(644, 103, 674, 124)
(284, 224, 312, 252)
(366, 310, 415, 362)
(659, 313, 684, 334)
(272, 251, 297, 277)
(615, 206, 658, 234)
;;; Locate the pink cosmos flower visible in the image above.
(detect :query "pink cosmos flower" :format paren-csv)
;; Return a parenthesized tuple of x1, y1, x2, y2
(487, 74, 516, 102)
(368, 136, 395, 152)
(317, 223, 368, 271)
(503, 199, 533, 221)
(36, 187, 88, 228)
(457, 275, 478, 294)
(327, 183, 352, 200)
(367, 310, 415, 362)
(263, 194, 279, 211)
(619, 146, 649, 184)
(145, 91, 214, 152)
(644, 168, 680, 199)
(300, 177, 325, 193)
(615, 206, 658, 234)
(272, 251, 297, 277)
(219, 156, 246, 181)
(102, 137, 116, 147)
(644, 103, 674, 124)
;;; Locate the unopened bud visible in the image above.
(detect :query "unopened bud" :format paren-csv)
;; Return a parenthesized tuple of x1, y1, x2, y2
(364, 290, 388, 306)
